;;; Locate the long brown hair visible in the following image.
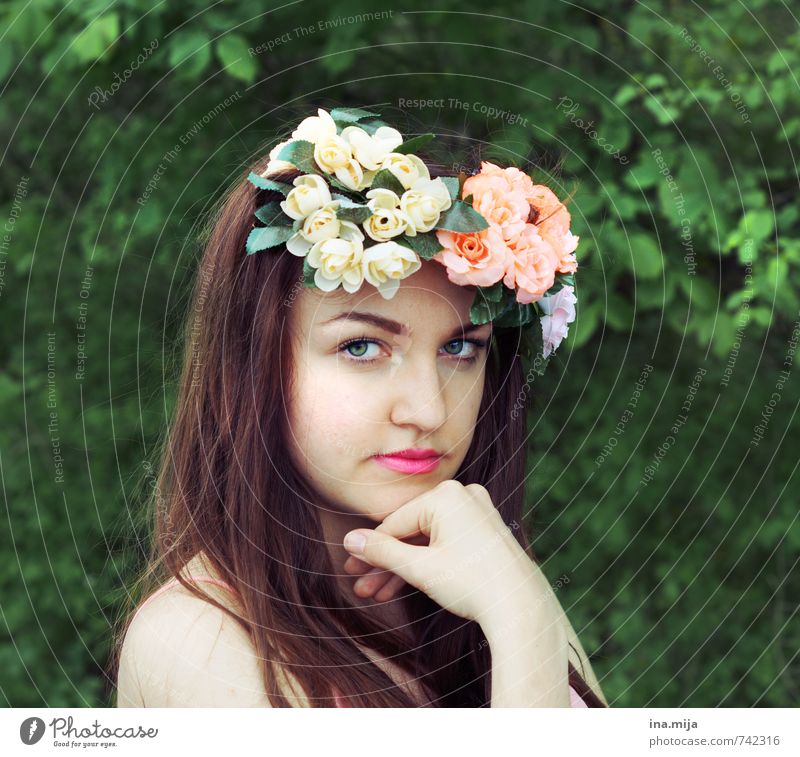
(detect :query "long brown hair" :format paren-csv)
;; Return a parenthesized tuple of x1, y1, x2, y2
(108, 150, 605, 707)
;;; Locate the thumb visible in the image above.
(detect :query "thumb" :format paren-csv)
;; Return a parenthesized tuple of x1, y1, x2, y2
(344, 529, 426, 586)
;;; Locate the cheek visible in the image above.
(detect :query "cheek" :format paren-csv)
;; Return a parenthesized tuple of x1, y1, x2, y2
(288, 369, 378, 464)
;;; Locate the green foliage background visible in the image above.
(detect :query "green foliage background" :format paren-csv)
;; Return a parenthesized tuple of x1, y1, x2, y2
(0, 0, 797, 707)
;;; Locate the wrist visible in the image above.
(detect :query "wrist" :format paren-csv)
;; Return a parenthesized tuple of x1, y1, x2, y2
(477, 574, 563, 646)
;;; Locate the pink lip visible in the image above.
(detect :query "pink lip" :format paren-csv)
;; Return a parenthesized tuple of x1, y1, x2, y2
(373, 450, 442, 474)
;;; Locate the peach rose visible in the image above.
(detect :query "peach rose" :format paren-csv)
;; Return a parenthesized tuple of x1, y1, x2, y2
(462, 161, 530, 242)
(527, 184, 578, 274)
(433, 225, 510, 287)
(503, 225, 560, 304)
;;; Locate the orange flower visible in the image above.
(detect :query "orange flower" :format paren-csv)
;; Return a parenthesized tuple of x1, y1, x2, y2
(527, 184, 578, 274)
(462, 161, 530, 242)
(503, 225, 560, 304)
(434, 226, 510, 287)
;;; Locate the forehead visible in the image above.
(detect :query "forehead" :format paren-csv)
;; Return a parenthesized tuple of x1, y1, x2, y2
(291, 260, 482, 336)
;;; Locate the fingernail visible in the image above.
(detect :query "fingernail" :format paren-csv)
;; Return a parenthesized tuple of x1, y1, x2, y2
(344, 531, 366, 555)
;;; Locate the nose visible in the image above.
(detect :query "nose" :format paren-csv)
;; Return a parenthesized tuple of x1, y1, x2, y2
(387, 351, 448, 432)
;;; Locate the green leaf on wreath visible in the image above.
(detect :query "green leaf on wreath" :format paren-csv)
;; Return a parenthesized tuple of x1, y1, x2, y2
(395, 134, 435, 155)
(276, 140, 318, 174)
(469, 291, 509, 325)
(246, 226, 294, 254)
(477, 281, 505, 303)
(336, 198, 372, 224)
(247, 172, 293, 194)
(441, 176, 460, 202)
(255, 202, 291, 226)
(435, 201, 489, 233)
(369, 169, 406, 196)
(303, 257, 318, 287)
(400, 232, 443, 260)
(330, 107, 381, 125)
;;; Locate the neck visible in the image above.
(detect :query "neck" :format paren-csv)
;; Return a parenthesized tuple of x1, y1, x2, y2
(317, 503, 412, 631)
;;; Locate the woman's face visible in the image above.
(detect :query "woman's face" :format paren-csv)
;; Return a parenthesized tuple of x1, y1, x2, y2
(286, 261, 493, 522)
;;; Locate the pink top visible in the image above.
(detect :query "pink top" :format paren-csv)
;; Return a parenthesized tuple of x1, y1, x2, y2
(135, 575, 588, 708)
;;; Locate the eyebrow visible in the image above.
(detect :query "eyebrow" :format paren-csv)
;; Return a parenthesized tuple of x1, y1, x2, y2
(320, 311, 491, 340)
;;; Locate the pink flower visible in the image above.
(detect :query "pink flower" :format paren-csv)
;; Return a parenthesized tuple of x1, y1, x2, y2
(433, 225, 510, 287)
(539, 285, 577, 358)
(462, 162, 530, 242)
(502, 225, 560, 304)
(527, 184, 579, 274)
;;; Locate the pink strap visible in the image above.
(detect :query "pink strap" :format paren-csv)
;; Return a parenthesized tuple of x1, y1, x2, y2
(132, 575, 237, 620)
(332, 684, 588, 707)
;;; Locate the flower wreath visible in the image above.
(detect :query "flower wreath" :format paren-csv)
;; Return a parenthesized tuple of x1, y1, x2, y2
(246, 107, 578, 372)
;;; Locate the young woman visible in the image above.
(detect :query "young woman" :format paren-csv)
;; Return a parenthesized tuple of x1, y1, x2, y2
(111, 108, 606, 708)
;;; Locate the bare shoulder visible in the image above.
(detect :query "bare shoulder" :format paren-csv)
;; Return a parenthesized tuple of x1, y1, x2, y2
(118, 575, 310, 707)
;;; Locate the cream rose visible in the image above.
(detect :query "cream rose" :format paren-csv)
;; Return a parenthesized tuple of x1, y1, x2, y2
(362, 241, 421, 299)
(280, 174, 332, 220)
(291, 108, 337, 143)
(380, 153, 430, 190)
(341, 125, 404, 170)
(400, 177, 452, 233)
(286, 202, 341, 256)
(314, 134, 353, 174)
(307, 221, 366, 293)
(334, 158, 376, 192)
(363, 188, 412, 241)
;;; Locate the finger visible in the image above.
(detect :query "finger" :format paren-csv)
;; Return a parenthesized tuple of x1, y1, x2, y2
(344, 529, 428, 586)
(343, 554, 373, 575)
(373, 573, 407, 603)
(352, 566, 391, 597)
(374, 484, 447, 540)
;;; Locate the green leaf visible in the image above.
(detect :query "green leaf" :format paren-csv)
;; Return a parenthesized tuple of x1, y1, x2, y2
(441, 176, 460, 202)
(216, 34, 258, 83)
(469, 295, 507, 325)
(303, 257, 318, 287)
(369, 169, 406, 196)
(72, 14, 119, 64)
(330, 107, 381, 124)
(400, 232, 443, 261)
(277, 140, 318, 174)
(246, 226, 294, 254)
(480, 282, 505, 303)
(168, 30, 211, 78)
(336, 199, 371, 224)
(435, 201, 489, 233)
(627, 233, 664, 279)
(247, 172, 292, 194)
(254, 202, 291, 226)
(395, 134, 435, 155)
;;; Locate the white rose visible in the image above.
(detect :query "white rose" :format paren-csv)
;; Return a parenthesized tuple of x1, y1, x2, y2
(400, 177, 453, 233)
(307, 221, 366, 293)
(341, 125, 404, 170)
(286, 202, 341, 256)
(262, 139, 296, 175)
(363, 188, 412, 241)
(362, 241, 421, 299)
(334, 158, 376, 192)
(314, 134, 353, 174)
(281, 174, 332, 220)
(380, 153, 430, 190)
(292, 108, 338, 143)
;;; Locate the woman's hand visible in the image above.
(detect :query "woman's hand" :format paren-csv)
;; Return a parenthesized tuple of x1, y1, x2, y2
(343, 532, 428, 602)
(342, 480, 554, 632)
